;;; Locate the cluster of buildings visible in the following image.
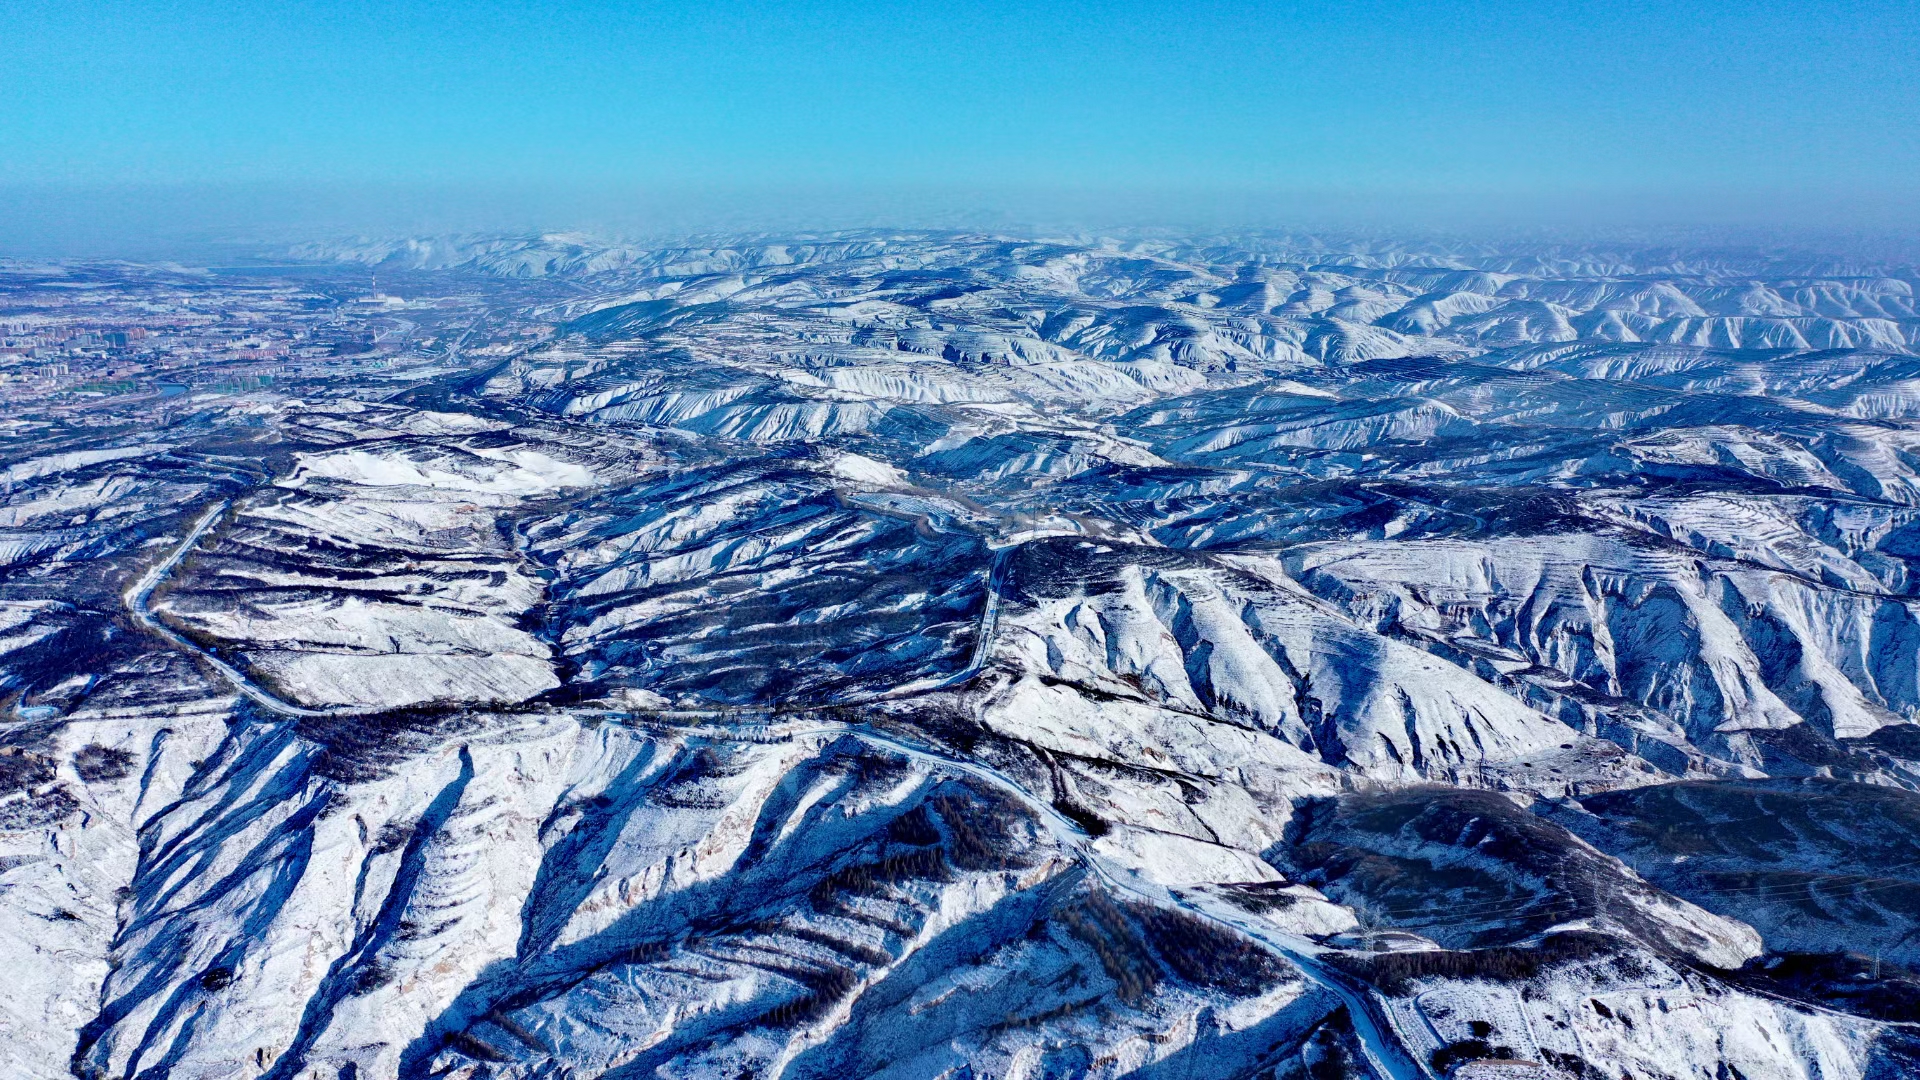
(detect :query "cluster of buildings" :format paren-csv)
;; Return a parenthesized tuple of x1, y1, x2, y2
(0, 264, 555, 424)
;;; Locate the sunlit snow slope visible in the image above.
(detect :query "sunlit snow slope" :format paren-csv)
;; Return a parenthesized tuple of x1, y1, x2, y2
(6, 232, 1920, 1080)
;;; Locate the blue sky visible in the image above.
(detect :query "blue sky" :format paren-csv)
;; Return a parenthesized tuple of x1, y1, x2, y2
(3, 0, 1917, 235)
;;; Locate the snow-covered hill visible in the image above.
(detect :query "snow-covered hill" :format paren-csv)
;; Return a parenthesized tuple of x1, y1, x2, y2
(6, 231, 1920, 1079)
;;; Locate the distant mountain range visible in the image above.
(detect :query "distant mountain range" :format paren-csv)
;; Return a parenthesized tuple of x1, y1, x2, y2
(6, 231, 1920, 1080)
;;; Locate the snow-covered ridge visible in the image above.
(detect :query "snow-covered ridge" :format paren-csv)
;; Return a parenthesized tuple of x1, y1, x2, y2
(6, 233, 1920, 1080)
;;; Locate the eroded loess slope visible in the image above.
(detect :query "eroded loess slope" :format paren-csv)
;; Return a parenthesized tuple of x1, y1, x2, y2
(522, 455, 991, 708)
(9, 234, 1920, 1080)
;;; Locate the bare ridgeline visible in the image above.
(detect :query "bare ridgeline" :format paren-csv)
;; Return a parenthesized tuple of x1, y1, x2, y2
(5, 231, 1920, 1079)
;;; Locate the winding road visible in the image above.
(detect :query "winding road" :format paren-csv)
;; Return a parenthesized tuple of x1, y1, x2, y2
(126, 501, 352, 720)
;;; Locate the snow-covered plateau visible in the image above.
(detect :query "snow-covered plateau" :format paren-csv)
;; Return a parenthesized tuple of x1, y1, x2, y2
(5, 231, 1920, 1079)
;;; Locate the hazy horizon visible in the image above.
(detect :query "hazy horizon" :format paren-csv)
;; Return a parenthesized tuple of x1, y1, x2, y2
(5, 180, 1919, 262)
(5, 0, 1916, 257)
